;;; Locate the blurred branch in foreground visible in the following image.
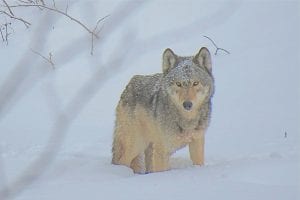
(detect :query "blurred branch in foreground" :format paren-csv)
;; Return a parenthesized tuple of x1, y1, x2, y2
(0, 1, 145, 199)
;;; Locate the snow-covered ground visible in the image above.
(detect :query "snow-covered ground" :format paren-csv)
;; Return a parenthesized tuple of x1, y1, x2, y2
(0, 0, 299, 199)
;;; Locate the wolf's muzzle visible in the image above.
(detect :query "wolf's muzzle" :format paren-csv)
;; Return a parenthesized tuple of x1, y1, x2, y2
(183, 101, 193, 110)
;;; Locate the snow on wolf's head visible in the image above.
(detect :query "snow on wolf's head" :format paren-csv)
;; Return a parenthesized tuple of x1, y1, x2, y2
(161, 48, 214, 118)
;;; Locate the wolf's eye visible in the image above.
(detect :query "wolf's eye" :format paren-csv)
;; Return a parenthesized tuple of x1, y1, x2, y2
(175, 82, 182, 87)
(193, 81, 199, 86)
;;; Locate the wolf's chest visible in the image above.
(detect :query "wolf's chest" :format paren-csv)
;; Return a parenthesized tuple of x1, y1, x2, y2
(167, 130, 199, 152)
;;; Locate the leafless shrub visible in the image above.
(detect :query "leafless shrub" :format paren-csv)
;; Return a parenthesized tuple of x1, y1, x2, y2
(0, 0, 108, 54)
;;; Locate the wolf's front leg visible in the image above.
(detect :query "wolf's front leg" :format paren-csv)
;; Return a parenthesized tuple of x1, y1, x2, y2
(145, 143, 170, 173)
(189, 131, 205, 165)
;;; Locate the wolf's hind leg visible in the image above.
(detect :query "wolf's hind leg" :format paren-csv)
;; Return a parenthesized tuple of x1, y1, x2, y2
(112, 131, 147, 173)
(112, 142, 138, 168)
(144, 143, 153, 173)
(130, 154, 145, 174)
(111, 136, 123, 165)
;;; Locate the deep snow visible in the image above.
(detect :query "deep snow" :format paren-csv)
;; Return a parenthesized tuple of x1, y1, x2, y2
(0, 0, 299, 200)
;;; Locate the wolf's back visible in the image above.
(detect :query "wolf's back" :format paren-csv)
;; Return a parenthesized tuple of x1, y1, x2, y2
(119, 73, 162, 110)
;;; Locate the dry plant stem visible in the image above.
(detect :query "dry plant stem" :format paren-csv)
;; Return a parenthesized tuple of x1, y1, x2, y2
(2, 0, 109, 53)
(91, 14, 110, 55)
(65, 2, 68, 13)
(30, 48, 55, 69)
(0, 28, 4, 41)
(203, 35, 230, 55)
(1, 1, 104, 37)
(10, 3, 100, 38)
(4, 23, 8, 44)
(0, 10, 31, 27)
(2, 0, 14, 16)
(0, 22, 12, 45)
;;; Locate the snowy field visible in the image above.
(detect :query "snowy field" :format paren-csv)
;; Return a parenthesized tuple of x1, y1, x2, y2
(0, 0, 299, 199)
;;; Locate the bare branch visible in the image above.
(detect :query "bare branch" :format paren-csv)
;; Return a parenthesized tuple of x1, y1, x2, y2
(65, 2, 68, 14)
(90, 14, 110, 55)
(91, 35, 94, 55)
(30, 48, 55, 69)
(94, 14, 110, 32)
(49, 52, 53, 66)
(1, 1, 110, 48)
(203, 35, 230, 55)
(0, 10, 31, 28)
(4, 22, 8, 45)
(0, 22, 12, 45)
(2, 0, 14, 16)
(52, 0, 56, 9)
(0, 27, 4, 41)
(11, 3, 98, 37)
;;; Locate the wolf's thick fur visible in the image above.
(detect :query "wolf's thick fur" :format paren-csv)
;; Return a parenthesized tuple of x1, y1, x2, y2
(112, 47, 214, 173)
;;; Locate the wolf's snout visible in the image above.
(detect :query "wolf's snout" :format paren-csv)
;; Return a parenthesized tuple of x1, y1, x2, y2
(183, 101, 193, 110)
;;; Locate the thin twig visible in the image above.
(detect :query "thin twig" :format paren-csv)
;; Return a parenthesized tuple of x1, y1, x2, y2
(1, 22, 12, 45)
(4, 23, 8, 45)
(203, 35, 230, 55)
(0, 27, 4, 41)
(30, 48, 55, 69)
(94, 14, 110, 31)
(11, 3, 98, 37)
(0, 10, 31, 28)
(90, 14, 110, 55)
(1, 1, 108, 46)
(91, 34, 94, 55)
(2, 0, 14, 16)
(52, 0, 56, 9)
(65, 2, 68, 14)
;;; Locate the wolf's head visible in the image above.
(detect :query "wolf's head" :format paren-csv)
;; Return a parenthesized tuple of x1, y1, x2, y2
(162, 48, 214, 118)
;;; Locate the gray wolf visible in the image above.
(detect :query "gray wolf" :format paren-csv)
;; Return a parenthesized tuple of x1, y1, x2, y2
(112, 47, 214, 173)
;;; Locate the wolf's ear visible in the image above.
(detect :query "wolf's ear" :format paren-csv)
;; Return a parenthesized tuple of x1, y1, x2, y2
(162, 48, 177, 74)
(194, 47, 212, 73)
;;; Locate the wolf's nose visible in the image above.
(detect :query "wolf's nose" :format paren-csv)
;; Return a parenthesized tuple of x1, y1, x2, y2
(183, 101, 193, 110)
